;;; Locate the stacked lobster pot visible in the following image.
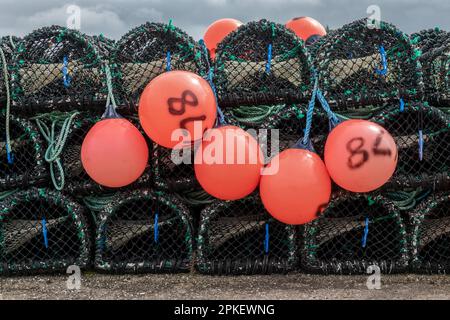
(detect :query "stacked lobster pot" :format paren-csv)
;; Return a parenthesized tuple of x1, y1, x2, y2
(299, 19, 450, 274)
(194, 20, 315, 275)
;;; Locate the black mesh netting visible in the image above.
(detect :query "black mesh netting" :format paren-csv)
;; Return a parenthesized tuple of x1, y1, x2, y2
(111, 21, 207, 112)
(10, 26, 113, 114)
(302, 193, 409, 274)
(0, 112, 47, 191)
(214, 19, 314, 108)
(411, 192, 450, 274)
(419, 37, 450, 108)
(0, 36, 20, 104)
(371, 102, 450, 190)
(0, 188, 91, 275)
(312, 19, 423, 110)
(94, 188, 194, 273)
(31, 111, 152, 194)
(410, 28, 449, 53)
(196, 194, 298, 275)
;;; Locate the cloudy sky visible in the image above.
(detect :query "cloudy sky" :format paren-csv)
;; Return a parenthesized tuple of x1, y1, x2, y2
(0, 0, 449, 40)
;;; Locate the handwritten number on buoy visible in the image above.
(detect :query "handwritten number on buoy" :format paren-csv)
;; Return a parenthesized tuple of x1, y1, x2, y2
(347, 137, 369, 169)
(347, 130, 392, 169)
(168, 90, 199, 115)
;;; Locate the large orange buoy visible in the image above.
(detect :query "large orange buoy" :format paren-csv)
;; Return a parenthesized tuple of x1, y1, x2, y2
(259, 148, 331, 225)
(138, 71, 217, 149)
(286, 16, 326, 44)
(81, 106, 149, 188)
(204, 18, 243, 60)
(194, 125, 264, 200)
(324, 119, 398, 193)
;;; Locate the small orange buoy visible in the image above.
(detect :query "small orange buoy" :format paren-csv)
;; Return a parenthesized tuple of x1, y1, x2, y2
(286, 16, 326, 44)
(194, 125, 264, 200)
(324, 119, 398, 192)
(204, 18, 243, 60)
(81, 106, 149, 188)
(260, 148, 331, 225)
(138, 71, 217, 149)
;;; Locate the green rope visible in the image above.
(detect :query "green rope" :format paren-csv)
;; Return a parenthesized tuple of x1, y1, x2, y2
(0, 188, 18, 201)
(386, 188, 431, 210)
(104, 63, 118, 110)
(33, 112, 80, 191)
(230, 104, 287, 125)
(0, 47, 12, 163)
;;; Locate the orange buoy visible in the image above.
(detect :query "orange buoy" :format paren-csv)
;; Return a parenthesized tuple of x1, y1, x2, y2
(194, 125, 264, 200)
(286, 16, 326, 44)
(324, 119, 398, 192)
(204, 18, 243, 59)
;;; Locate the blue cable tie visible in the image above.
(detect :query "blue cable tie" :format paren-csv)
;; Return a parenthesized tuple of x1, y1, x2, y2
(154, 212, 159, 244)
(42, 218, 48, 249)
(264, 223, 270, 254)
(362, 217, 369, 248)
(62, 56, 71, 88)
(399, 98, 405, 112)
(166, 51, 171, 72)
(418, 130, 424, 161)
(265, 44, 272, 74)
(375, 45, 388, 76)
(6, 142, 14, 165)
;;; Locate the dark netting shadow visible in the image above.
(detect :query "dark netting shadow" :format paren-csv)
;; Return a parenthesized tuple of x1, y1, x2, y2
(372, 102, 450, 190)
(420, 38, 450, 108)
(151, 143, 199, 193)
(214, 19, 314, 108)
(196, 194, 298, 275)
(302, 194, 409, 274)
(0, 188, 91, 275)
(11, 26, 113, 114)
(0, 112, 47, 191)
(313, 19, 423, 110)
(95, 189, 194, 273)
(0, 36, 19, 104)
(411, 28, 449, 54)
(32, 112, 152, 194)
(411, 193, 450, 274)
(111, 21, 207, 112)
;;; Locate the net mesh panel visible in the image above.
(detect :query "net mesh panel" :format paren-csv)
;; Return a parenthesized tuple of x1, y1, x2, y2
(95, 189, 193, 273)
(112, 22, 207, 112)
(0, 188, 91, 275)
(313, 19, 423, 110)
(372, 102, 450, 190)
(33, 112, 152, 194)
(151, 144, 199, 193)
(10, 26, 112, 114)
(0, 36, 19, 104)
(302, 194, 409, 274)
(411, 193, 450, 274)
(196, 195, 298, 275)
(214, 19, 314, 108)
(420, 38, 450, 108)
(0, 112, 47, 190)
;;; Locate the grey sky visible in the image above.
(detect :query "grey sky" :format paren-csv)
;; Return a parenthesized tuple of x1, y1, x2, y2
(0, 0, 449, 40)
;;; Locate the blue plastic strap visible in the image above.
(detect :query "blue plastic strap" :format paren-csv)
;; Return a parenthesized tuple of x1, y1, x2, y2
(154, 212, 159, 244)
(264, 223, 270, 254)
(317, 89, 340, 129)
(361, 217, 369, 248)
(399, 98, 405, 112)
(166, 51, 171, 71)
(62, 56, 71, 88)
(42, 218, 48, 249)
(265, 44, 272, 74)
(418, 130, 424, 161)
(375, 45, 388, 76)
(6, 142, 13, 165)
